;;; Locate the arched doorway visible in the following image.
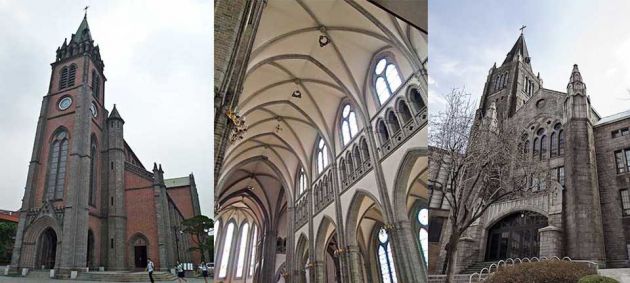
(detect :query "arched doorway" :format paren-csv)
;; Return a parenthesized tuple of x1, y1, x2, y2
(485, 211, 548, 261)
(130, 235, 148, 269)
(37, 228, 57, 269)
(87, 230, 95, 268)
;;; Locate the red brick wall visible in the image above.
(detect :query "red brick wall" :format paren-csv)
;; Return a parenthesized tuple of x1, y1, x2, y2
(167, 186, 195, 219)
(124, 170, 160, 269)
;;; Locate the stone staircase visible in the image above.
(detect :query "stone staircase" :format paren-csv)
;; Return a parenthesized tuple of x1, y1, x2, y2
(461, 261, 498, 275)
(25, 270, 53, 279)
(76, 271, 177, 282)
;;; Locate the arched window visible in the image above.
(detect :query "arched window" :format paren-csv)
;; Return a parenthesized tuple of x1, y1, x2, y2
(374, 58, 402, 105)
(558, 130, 564, 156)
(339, 158, 347, 181)
(387, 111, 401, 135)
(353, 146, 362, 169)
(397, 100, 413, 124)
(377, 228, 397, 283)
(92, 70, 100, 98)
(89, 140, 97, 206)
(59, 67, 69, 90)
(236, 223, 250, 278)
(409, 88, 426, 114)
(218, 222, 235, 278)
(532, 137, 539, 158)
(68, 64, 77, 87)
(341, 104, 358, 146)
(316, 138, 329, 174)
(297, 168, 306, 196)
(417, 208, 429, 266)
(377, 120, 390, 144)
(46, 130, 69, 200)
(540, 135, 547, 159)
(215, 220, 221, 245)
(360, 139, 370, 163)
(249, 225, 258, 277)
(346, 152, 354, 175)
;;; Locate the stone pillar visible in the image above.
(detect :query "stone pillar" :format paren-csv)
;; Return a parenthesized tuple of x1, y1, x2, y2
(260, 229, 278, 283)
(312, 261, 325, 283)
(539, 226, 563, 259)
(345, 246, 365, 283)
(388, 221, 427, 282)
(105, 108, 126, 270)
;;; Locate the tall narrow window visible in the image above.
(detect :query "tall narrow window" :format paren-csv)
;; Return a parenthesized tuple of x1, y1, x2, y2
(46, 130, 69, 200)
(218, 222, 235, 278)
(59, 67, 69, 90)
(409, 88, 426, 113)
(540, 135, 547, 159)
(89, 141, 97, 206)
(616, 150, 625, 174)
(374, 58, 402, 105)
(341, 104, 358, 145)
(377, 228, 397, 283)
(68, 64, 77, 87)
(621, 189, 630, 216)
(298, 168, 306, 196)
(558, 130, 565, 155)
(249, 225, 258, 276)
(550, 132, 557, 157)
(417, 208, 429, 266)
(317, 139, 329, 174)
(377, 120, 390, 144)
(215, 220, 220, 245)
(236, 223, 249, 278)
(625, 149, 630, 172)
(92, 70, 100, 98)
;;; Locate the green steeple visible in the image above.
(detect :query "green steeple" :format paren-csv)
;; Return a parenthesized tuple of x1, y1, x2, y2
(70, 15, 92, 43)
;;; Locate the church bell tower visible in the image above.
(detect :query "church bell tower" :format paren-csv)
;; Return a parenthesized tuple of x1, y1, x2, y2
(11, 13, 108, 274)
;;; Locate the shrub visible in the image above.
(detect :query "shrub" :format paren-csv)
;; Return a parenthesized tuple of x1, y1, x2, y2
(578, 275, 619, 283)
(484, 260, 595, 283)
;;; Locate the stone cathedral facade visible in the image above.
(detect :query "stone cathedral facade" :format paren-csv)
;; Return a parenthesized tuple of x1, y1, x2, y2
(9, 16, 202, 275)
(430, 34, 630, 274)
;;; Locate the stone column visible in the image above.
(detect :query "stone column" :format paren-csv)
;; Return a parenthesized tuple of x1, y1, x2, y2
(389, 220, 427, 283)
(345, 246, 365, 283)
(260, 228, 278, 283)
(312, 261, 325, 283)
(539, 226, 563, 259)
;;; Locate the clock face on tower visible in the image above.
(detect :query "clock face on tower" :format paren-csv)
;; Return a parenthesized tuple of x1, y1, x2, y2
(58, 96, 72, 111)
(90, 102, 98, 118)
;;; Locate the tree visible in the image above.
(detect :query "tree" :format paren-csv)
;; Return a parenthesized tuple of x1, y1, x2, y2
(0, 221, 17, 265)
(429, 89, 546, 283)
(181, 215, 214, 262)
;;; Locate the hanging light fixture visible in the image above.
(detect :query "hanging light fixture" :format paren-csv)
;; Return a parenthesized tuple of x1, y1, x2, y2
(319, 26, 330, 47)
(292, 79, 302, 98)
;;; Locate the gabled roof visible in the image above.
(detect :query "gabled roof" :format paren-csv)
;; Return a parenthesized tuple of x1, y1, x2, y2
(502, 33, 530, 65)
(165, 176, 191, 188)
(594, 109, 630, 127)
(70, 15, 92, 43)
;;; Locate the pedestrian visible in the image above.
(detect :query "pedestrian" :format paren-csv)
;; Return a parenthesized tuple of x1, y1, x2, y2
(146, 258, 154, 283)
(200, 261, 208, 283)
(176, 261, 187, 282)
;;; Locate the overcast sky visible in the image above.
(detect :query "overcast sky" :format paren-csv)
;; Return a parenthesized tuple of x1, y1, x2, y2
(429, 0, 630, 118)
(0, 0, 213, 217)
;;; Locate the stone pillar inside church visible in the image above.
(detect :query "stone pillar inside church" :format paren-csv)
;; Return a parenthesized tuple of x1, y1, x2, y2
(389, 221, 427, 282)
(345, 245, 365, 282)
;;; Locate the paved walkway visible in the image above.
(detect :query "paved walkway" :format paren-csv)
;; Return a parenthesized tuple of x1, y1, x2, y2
(599, 268, 630, 283)
(0, 276, 213, 283)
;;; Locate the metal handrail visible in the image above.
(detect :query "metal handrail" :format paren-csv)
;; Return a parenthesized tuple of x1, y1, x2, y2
(468, 256, 584, 283)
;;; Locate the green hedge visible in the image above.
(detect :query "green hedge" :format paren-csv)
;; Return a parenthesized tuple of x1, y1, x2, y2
(578, 275, 619, 283)
(485, 260, 595, 283)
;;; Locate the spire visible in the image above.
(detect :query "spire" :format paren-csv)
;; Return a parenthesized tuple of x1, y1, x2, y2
(108, 104, 125, 122)
(502, 33, 530, 65)
(71, 14, 92, 43)
(567, 64, 586, 94)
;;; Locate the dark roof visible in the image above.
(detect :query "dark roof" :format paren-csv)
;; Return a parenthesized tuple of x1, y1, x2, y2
(71, 15, 92, 43)
(502, 33, 530, 65)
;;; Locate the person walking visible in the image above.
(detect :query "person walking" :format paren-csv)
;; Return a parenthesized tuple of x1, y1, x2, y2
(146, 258, 155, 283)
(176, 261, 187, 283)
(200, 261, 209, 283)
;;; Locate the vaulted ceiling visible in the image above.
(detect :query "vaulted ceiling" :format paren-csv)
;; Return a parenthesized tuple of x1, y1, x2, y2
(218, 0, 427, 224)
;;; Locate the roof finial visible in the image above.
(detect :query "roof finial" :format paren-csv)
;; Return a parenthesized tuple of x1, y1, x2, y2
(84, 5, 89, 18)
(519, 25, 527, 35)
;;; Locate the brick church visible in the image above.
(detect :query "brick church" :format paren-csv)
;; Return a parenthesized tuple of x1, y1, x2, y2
(9, 15, 202, 274)
(430, 33, 630, 274)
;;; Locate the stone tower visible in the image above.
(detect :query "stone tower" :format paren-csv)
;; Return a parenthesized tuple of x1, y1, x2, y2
(562, 65, 606, 261)
(104, 105, 126, 270)
(477, 33, 542, 122)
(10, 14, 107, 274)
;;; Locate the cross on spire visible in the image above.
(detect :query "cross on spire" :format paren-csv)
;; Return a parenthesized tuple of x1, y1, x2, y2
(84, 5, 89, 17)
(520, 25, 527, 34)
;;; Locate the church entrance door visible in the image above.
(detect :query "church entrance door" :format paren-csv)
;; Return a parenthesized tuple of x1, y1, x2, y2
(485, 211, 547, 261)
(37, 228, 57, 269)
(134, 246, 147, 268)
